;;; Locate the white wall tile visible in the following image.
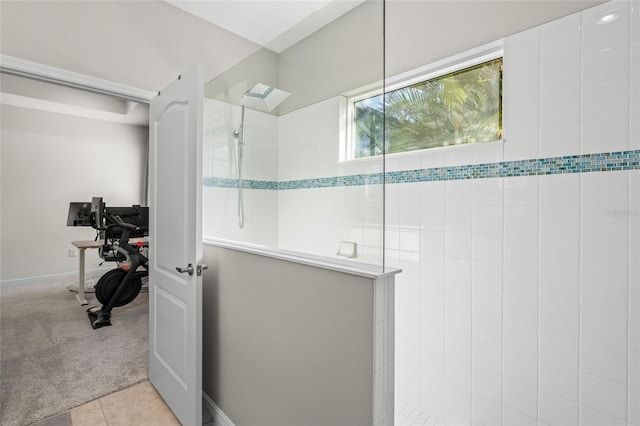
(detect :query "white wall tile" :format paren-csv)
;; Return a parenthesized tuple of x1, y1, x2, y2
(538, 391, 579, 426)
(444, 144, 473, 167)
(582, 116, 630, 154)
(470, 341, 502, 380)
(473, 178, 504, 235)
(630, 350, 640, 388)
(422, 207, 445, 232)
(419, 373, 444, 422)
(445, 332, 471, 365)
(471, 285, 502, 318)
(581, 339, 628, 384)
(503, 234, 539, 277)
(633, 0, 640, 42)
(421, 352, 444, 383)
(582, 44, 630, 124)
(539, 265, 580, 305)
(445, 179, 474, 207)
(472, 367, 502, 403)
(582, 0, 631, 52)
(420, 148, 448, 169)
(444, 383, 471, 425)
(540, 331, 579, 369)
(504, 204, 539, 236)
(504, 176, 540, 207)
(503, 27, 540, 135)
(540, 173, 581, 205)
(445, 204, 473, 233)
(396, 365, 420, 410)
(445, 306, 471, 337)
(580, 406, 627, 426)
(539, 360, 579, 402)
(582, 169, 630, 206)
(540, 205, 581, 239)
(503, 129, 539, 162)
(581, 261, 629, 313)
(503, 407, 537, 426)
(539, 236, 580, 270)
(540, 299, 580, 337)
(503, 322, 538, 359)
(581, 305, 629, 348)
(581, 372, 628, 421)
(631, 314, 640, 352)
(472, 140, 504, 164)
(503, 349, 538, 388)
(582, 205, 630, 242)
(472, 232, 502, 263)
(503, 264, 538, 300)
(472, 259, 503, 292)
(503, 379, 538, 419)
(540, 13, 581, 128)
(504, 291, 538, 329)
(445, 258, 472, 288)
(474, 312, 504, 348)
(445, 358, 471, 391)
(539, 123, 581, 159)
(632, 41, 640, 149)
(630, 385, 640, 425)
(471, 395, 502, 426)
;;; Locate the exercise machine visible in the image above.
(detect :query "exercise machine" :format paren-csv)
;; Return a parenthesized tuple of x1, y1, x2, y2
(67, 197, 149, 328)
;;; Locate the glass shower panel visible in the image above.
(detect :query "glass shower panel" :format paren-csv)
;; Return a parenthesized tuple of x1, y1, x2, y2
(202, 0, 385, 270)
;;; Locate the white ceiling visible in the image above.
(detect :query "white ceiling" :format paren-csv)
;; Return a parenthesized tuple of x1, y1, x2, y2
(164, 0, 365, 52)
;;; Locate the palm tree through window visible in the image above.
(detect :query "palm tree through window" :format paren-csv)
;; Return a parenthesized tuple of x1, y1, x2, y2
(353, 58, 503, 158)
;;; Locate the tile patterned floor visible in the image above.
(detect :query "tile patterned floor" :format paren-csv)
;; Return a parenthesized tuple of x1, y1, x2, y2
(31, 381, 180, 426)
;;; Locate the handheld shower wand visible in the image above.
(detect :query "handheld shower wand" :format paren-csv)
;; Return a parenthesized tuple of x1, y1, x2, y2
(233, 83, 290, 229)
(234, 104, 246, 228)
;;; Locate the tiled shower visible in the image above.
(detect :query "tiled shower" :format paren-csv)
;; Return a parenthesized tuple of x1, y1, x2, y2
(392, 2, 639, 424)
(202, 0, 639, 424)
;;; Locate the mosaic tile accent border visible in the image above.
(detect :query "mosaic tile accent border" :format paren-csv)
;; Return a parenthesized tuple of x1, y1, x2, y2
(203, 149, 640, 190)
(203, 177, 278, 190)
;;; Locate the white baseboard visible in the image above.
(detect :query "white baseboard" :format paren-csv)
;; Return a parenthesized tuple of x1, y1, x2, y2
(203, 392, 234, 426)
(0, 267, 111, 289)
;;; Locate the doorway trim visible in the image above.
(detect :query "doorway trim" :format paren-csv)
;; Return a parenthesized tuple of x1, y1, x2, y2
(0, 54, 155, 103)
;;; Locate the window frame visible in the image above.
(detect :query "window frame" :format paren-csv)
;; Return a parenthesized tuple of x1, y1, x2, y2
(342, 41, 504, 161)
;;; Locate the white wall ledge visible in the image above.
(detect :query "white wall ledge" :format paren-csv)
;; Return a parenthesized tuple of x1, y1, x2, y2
(203, 237, 401, 279)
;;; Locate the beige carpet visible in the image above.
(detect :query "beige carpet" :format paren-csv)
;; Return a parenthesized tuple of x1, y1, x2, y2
(0, 277, 148, 426)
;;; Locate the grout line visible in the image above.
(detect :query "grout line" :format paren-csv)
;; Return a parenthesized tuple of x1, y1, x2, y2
(97, 398, 109, 426)
(500, 162, 506, 426)
(578, 7, 584, 424)
(536, 23, 543, 424)
(627, 4, 633, 424)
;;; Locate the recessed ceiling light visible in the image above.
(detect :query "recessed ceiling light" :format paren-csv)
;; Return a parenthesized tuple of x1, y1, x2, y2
(597, 13, 619, 24)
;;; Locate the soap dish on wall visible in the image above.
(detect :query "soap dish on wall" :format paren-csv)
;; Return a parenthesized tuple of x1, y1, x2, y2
(337, 241, 357, 258)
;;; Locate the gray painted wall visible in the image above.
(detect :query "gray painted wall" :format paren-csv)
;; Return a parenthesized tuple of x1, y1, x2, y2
(0, 0, 260, 91)
(202, 243, 375, 426)
(0, 100, 148, 282)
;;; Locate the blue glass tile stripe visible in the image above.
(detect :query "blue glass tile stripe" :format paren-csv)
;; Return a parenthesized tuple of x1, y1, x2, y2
(203, 149, 640, 189)
(203, 177, 278, 190)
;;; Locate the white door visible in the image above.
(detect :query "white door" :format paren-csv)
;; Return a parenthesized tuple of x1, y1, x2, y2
(149, 64, 204, 426)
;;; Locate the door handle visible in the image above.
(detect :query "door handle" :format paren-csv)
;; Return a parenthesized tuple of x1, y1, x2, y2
(176, 263, 194, 276)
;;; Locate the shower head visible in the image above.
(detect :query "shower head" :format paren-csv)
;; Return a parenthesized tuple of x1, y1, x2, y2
(240, 83, 290, 113)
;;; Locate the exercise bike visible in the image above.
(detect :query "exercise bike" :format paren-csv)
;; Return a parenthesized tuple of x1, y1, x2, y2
(67, 198, 149, 329)
(87, 213, 149, 329)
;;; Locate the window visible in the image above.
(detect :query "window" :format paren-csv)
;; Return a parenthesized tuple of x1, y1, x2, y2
(351, 57, 503, 159)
